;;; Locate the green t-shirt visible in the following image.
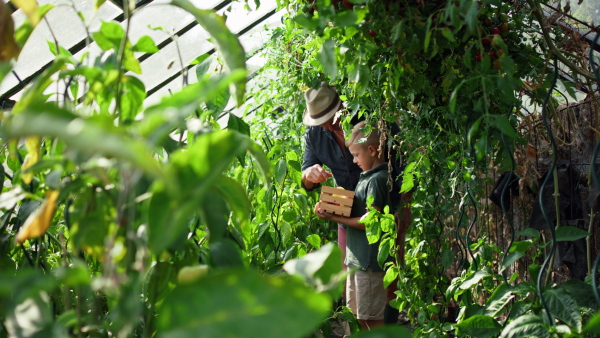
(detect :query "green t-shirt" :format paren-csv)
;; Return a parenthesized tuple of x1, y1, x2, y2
(345, 163, 391, 272)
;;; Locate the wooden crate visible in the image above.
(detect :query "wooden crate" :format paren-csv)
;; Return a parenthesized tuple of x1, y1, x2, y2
(319, 186, 355, 217)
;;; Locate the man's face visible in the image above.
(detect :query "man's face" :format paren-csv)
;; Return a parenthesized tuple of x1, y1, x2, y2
(319, 117, 339, 131)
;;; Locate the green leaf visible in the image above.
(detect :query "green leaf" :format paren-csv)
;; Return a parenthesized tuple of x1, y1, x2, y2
(13, 4, 53, 48)
(455, 315, 502, 338)
(146, 184, 196, 253)
(306, 234, 321, 249)
(194, 54, 212, 79)
(378, 237, 391, 269)
(199, 189, 229, 242)
(284, 243, 344, 298)
(318, 39, 337, 79)
(441, 27, 455, 42)
(492, 115, 517, 138)
(400, 162, 415, 193)
(119, 75, 146, 122)
(93, 21, 125, 50)
(4, 103, 164, 180)
(559, 279, 598, 309)
(352, 325, 412, 337)
(333, 11, 357, 27)
(132, 35, 158, 53)
(292, 13, 319, 31)
(485, 283, 514, 317)
(555, 226, 590, 242)
(544, 288, 582, 332)
(158, 269, 331, 338)
(441, 249, 455, 269)
(227, 114, 250, 137)
(459, 270, 489, 290)
(465, 1, 479, 34)
(501, 251, 525, 272)
(171, 0, 247, 106)
(516, 227, 540, 238)
(583, 310, 600, 335)
(449, 80, 465, 113)
(210, 238, 244, 268)
(499, 314, 550, 338)
(275, 159, 287, 186)
(206, 86, 231, 120)
(123, 48, 142, 74)
(213, 176, 251, 229)
(424, 17, 433, 52)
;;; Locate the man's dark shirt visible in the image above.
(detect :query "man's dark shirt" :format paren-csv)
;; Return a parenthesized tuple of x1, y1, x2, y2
(301, 126, 362, 191)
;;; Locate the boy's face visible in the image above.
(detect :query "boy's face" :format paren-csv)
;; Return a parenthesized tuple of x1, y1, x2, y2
(349, 143, 376, 171)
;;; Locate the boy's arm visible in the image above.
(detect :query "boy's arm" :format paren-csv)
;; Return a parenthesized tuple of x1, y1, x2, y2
(314, 202, 382, 230)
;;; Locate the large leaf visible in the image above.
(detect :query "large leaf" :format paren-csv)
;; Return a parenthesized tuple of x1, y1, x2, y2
(3, 103, 164, 180)
(544, 288, 582, 332)
(209, 238, 244, 268)
(199, 188, 229, 242)
(583, 310, 600, 335)
(455, 315, 502, 338)
(171, 0, 247, 106)
(146, 182, 198, 253)
(157, 269, 331, 338)
(559, 279, 598, 309)
(318, 39, 337, 79)
(499, 314, 550, 338)
(555, 226, 589, 242)
(119, 75, 146, 122)
(485, 283, 515, 317)
(459, 270, 489, 290)
(141, 71, 246, 144)
(283, 243, 344, 298)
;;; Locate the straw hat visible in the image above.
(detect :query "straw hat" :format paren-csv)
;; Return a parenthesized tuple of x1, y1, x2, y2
(302, 82, 343, 126)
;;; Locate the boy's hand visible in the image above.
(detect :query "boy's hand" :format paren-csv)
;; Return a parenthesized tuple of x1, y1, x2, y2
(314, 202, 334, 221)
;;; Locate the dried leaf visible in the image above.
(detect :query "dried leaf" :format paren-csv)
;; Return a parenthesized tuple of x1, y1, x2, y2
(15, 190, 59, 244)
(0, 1, 21, 61)
(21, 136, 41, 184)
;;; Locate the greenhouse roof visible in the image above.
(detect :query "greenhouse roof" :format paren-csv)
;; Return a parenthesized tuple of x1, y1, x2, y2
(1, 0, 284, 108)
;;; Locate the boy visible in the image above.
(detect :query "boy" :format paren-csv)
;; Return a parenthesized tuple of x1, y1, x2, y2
(315, 121, 390, 331)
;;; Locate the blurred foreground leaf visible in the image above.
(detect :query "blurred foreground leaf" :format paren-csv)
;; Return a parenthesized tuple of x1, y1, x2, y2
(158, 269, 331, 338)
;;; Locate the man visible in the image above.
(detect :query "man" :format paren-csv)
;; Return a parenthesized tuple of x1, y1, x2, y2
(301, 82, 362, 275)
(301, 82, 411, 325)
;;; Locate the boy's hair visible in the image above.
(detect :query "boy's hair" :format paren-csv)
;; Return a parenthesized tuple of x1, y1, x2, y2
(345, 121, 381, 149)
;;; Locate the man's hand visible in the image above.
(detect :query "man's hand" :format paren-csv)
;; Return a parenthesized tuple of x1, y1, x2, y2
(302, 164, 333, 186)
(303, 164, 333, 183)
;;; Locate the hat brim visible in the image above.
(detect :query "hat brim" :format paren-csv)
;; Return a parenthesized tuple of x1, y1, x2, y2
(302, 100, 343, 126)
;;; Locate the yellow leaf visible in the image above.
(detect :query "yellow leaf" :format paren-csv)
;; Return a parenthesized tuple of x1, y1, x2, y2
(11, 0, 39, 26)
(15, 190, 59, 244)
(21, 136, 41, 184)
(0, 1, 21, 61)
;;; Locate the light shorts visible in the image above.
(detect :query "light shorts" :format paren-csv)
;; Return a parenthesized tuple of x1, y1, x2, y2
(346, 268, 386, 321)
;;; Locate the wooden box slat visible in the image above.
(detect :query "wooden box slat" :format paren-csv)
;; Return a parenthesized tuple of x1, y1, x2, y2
(320, 194, 353, 207)
(321, 186, 355, 198)
(319, 186, 354, 217)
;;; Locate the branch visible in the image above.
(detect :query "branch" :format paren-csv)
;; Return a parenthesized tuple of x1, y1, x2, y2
(526, 0, 595, 82)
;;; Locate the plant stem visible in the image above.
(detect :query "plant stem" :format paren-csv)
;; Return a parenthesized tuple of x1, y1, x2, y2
(588, 210, 595, 275)
(545, 165, 560, 286)
(114, 0, 133, 123)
